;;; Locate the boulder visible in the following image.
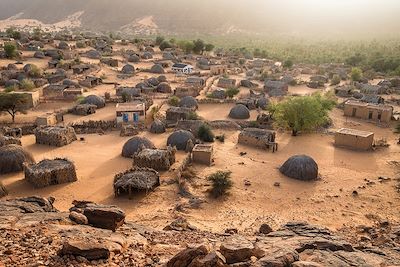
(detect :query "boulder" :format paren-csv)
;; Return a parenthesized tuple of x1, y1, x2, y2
(292, 261, 324, 267)
(188, 251, 227, 267)
(167, 245, 208, 267)
(220, 235, 255, 264)
(61, 240, 110, 260)
(80, 204, 125, 231)
(69, 211, 88, 225)
(259, 224, 273, 234)
(255, 247, 299, 267)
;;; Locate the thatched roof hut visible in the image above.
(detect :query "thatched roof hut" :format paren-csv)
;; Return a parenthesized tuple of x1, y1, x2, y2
(122, 137, 155, 158)
(149, 120, 166, 134)
(229, 104, 250, 119)
(25, 158, 77, 188)
(167, 130, 195, 151)
(122, 64, 135, 75)
(34, 126, 77, 147)
(83, 95, 106, 108)
(179, 96, 198, 110)
(114, 168, 160, 197)
(150, 64, 165, 74)
(86, 49, 101, 59)
(133, 147, 176, 171)
(0, 182, 8, 198)
(0, 135, 21, 147)
(157, 82, 172, 93)
(0, 145, 35, 174)
(128, 54, 140, 63)
(279, 155, 319, 181)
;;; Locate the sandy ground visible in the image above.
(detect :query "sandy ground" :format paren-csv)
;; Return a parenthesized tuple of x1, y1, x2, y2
(0, 44, 399, 233)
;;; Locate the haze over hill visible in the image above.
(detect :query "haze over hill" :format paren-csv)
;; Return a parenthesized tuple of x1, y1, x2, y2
(0, 0, 399, 38)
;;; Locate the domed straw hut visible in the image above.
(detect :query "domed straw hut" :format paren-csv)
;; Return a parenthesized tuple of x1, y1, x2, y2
(121, 64, 135, 75)
(0, 182, 8, 198)
(150, 64, 165, 74)
(149, 120, 166, 134)
(83, 95, 106, 108)
(114, 167, 160, 197)
(179, 96, 198, 110)
(34, 126, 77, 147)
(0, 145, 35, 174)
(133, 146, 176, 171)
(167, 130, 195, 151)
(0, 135, 21, 147)
(122, 137, 155, 158)
(279, 155, 319, 181)
(24, 158, 77, 188)
(229, 104, 250, 119)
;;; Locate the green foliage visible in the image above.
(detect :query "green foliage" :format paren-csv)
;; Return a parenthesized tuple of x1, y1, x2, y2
(20, 79, 35, 91)
(28, 65, 42, 78)
(4, 86, 17, 92)
(283, 59, 294, 68)
(6, 28, 21, 40)
(193, 39, 205, 54)
(239, 58, 246, 65)
(198, 124, 214, 142)
(177, 40, 195, 54)
(207, 171, 233, 198)
(159, 40, 172, 51)
(155, 36, 165, 46)
(225, 87, 240, 98)
(75, 95, 85, 104)
(0, 93, 29, 122)
(76, 41, 86, 48)
(168, 96, 180, 106)
(351, 67, 363, 82)
(205, 43, 215, 52)
(270, 93, 336, 136)
(187, 111, 199, 120)
(4, 43, 17, 59)
(150, 105, 161, 120)
(330, 74, 341, 86)
(121, 92, 130, 102)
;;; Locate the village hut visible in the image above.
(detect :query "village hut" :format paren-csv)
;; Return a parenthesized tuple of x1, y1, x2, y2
(157, 82, 172, 93)
(142, 52, 153, 59)
(114, 168, 160, 197)
(133, 147, 176, 171)
(128, 54, 140, 63)
(279, 155, 319, 181)
(167, 130, 195, 151)
(0, 145, 35, 174)
(72, 104, 97, 116)
(34, 51, 45, 59)
(179, 96, 198, 110)
(122, 137, 155, 158)
(0, 135, 21, 147)
(34, 126, 77, 147)
(24, 158, 77, 188)
(122, 64, 135, 75)
(86, 50, 101, 59)
(158, 75, 167, 83)
(229, 104, 250, 119)
(147, 77, 160, 86)
(58, 41, 70, 50)
(0, 182, 7, 198)
(150, 64, 165, 74)
(150, 120, 166, 134)
(83, 95, 106, 108)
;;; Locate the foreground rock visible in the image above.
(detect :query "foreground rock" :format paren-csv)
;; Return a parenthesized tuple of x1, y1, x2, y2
(0, 197, 399, 266)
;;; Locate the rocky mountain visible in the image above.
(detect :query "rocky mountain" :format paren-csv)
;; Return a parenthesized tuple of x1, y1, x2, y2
(0, 0, 399, 37)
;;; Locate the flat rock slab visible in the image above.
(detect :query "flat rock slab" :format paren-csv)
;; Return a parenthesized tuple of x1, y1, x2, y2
(61, 239, 110, 260)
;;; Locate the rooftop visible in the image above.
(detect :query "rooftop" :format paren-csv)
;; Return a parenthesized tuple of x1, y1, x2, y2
(192, 144, 213, 153)
(336, 128, 374, 138)
(116, 102, 145, 112)
(345, 100, 393, 111)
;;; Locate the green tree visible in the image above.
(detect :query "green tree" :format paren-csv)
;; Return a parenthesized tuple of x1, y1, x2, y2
(283, 59, 294, 68)
(0, 93, 29, 122)
(225, 87, 240, 98)
(205, 43, 215, 52)
(270, 93, 336, 136)
(4, 43, 17, 59)
(330, 74, 341, 86)
(155, 36, 165, 46)
(351, 67, 363, 82)
(159, 40, 172, 51)
(168, 96, 180, 106)
(6, 27, 21, 40)
(193, 39, 205, 54)
(32, 27, 42, 41)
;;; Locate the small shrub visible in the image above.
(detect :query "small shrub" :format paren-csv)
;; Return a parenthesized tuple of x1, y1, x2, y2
(150, 105, 160, 120)
(4, 43, 17, 59)
(76, 95, 85, 104)
(330, 74, 341, 86)
(215, 134, 225, 143)
(225, 87, 240, 98)
(187, 111, 199, 120)
(168, 96, 180, 106)
(100, 74, 107, 80)
(29, 65, 42, 78)
(283, 59, 293, 68)
(248, 121, 259, 128)
(20, 79, 35, 91)
(289, 79, 297, 86)
(198, 124, 214, 142)
(5, 86, 17, 92)
(207, 171, 233, 198)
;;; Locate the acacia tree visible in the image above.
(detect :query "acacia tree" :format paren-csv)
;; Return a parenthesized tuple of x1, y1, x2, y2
(4, 43, 17, 59)
(269, 93, 336, 136)
(0, 93, 29, 122)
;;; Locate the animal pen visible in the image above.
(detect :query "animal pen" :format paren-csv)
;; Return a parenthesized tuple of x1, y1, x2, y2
(114, 168, 160, 197)
(238, 128, 278, 152)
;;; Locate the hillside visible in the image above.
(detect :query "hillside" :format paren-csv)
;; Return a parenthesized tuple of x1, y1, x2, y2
(0, 0, 399, 37)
